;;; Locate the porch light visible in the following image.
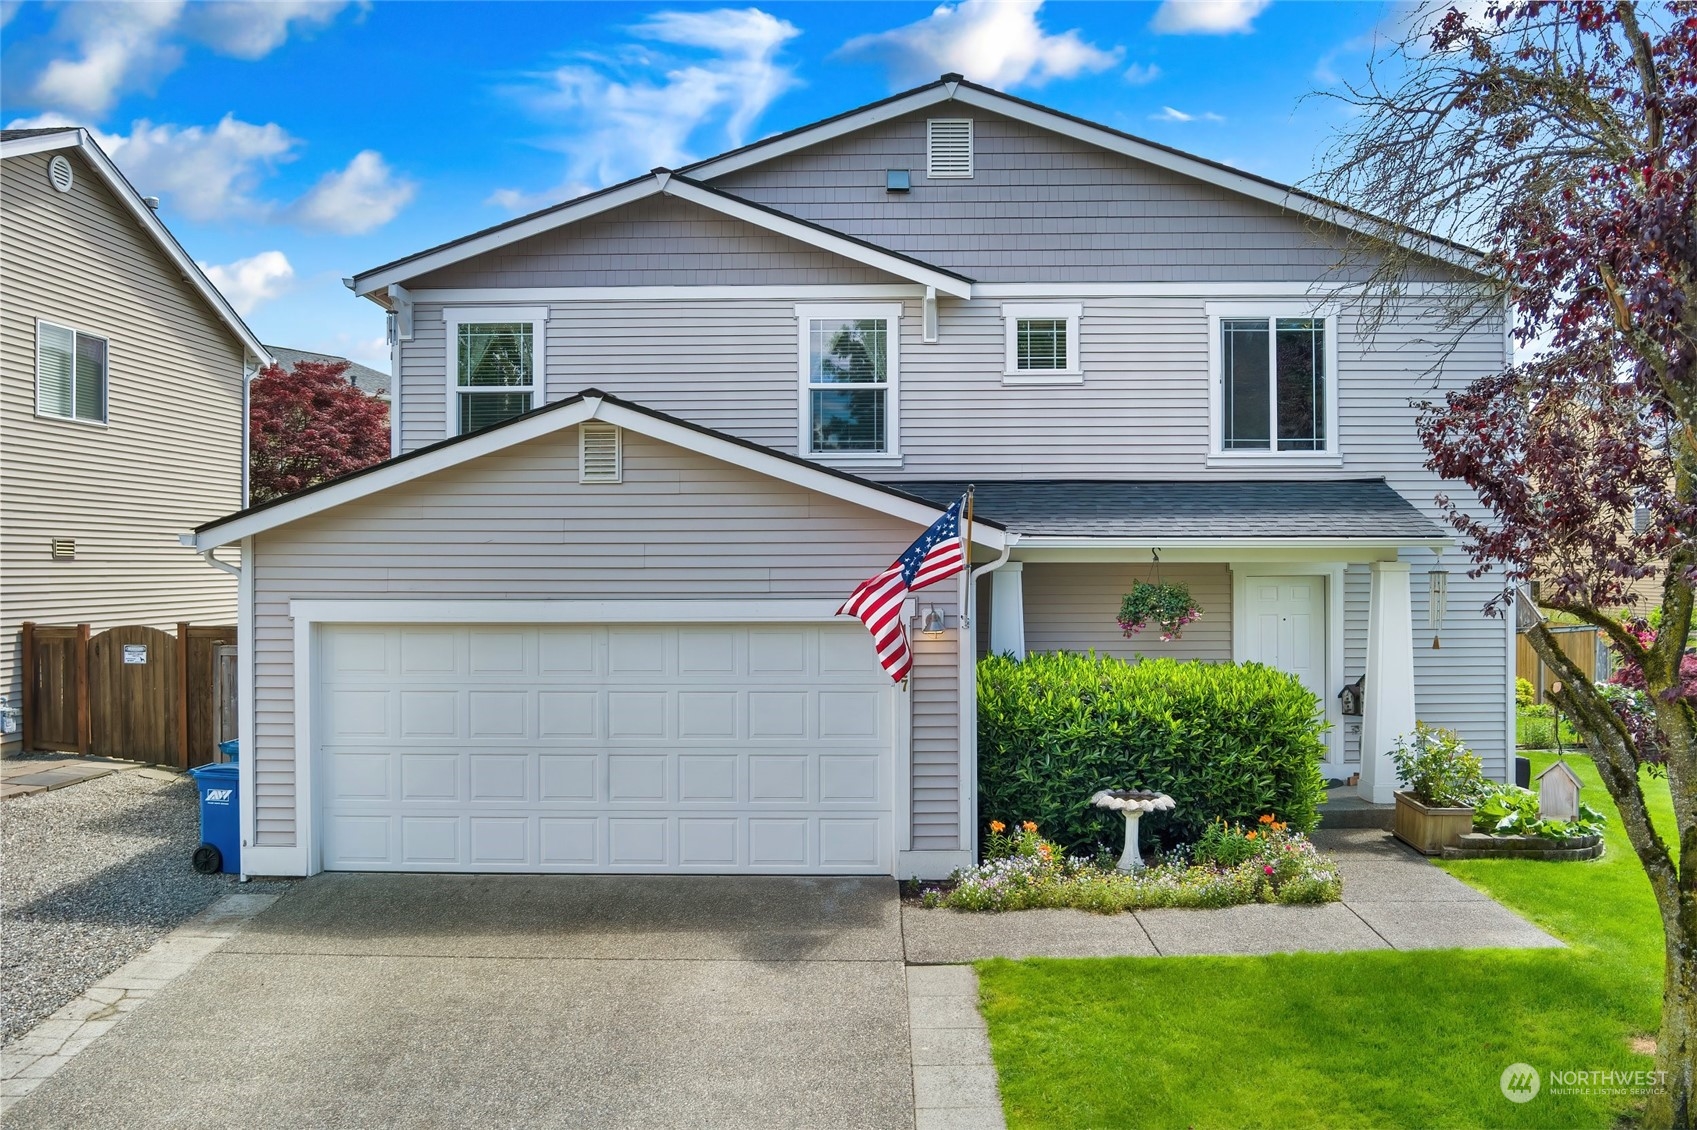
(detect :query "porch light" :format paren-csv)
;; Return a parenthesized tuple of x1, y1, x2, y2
(920, 606, 947, 636)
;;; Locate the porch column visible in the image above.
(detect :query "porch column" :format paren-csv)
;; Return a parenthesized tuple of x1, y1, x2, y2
(989, 561, 1026, 659)
(1359, 560, 1416, 805)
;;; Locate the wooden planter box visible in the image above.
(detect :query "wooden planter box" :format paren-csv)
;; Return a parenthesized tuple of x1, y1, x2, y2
(1393, 791, 1474, 856)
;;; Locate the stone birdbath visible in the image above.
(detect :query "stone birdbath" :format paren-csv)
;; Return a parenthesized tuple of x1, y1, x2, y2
(1091, 789, 1176, 872)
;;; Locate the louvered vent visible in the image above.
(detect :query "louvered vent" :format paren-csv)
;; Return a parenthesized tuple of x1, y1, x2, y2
(50, 537, 75, 560)
(579, 424, 622, 484)
(47, 155, 74, 193)
(927, 119, 973, 179)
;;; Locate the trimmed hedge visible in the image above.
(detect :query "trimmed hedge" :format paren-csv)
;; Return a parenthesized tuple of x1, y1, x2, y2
(978, 653, 1328, 854)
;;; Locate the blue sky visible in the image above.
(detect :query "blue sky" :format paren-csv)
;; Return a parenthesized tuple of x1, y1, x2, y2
(1, 0, 1403, 372)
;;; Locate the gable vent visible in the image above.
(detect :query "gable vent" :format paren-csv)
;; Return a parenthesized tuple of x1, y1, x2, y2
(47, 155, 74, 193)
(50, 537, 75, 560)
(579, 424, 622, 484)
(927, 119, 973, 179)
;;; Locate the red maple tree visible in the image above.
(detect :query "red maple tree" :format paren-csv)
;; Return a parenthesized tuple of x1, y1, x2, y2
(249, 357, 389, 503)
(1315, 4, 1695, 1122)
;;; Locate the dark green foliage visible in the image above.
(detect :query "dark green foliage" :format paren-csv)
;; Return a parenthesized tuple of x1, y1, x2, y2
(977, 653, 1328, 855)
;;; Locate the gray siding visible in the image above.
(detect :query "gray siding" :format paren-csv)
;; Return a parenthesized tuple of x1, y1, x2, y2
(910, 631, 959, 851)
(1020, 563, 1232, 663)
(708, 107, 1461, 284)
(409, 195, 896, 290)
(0, 148, 244, 731)
(251, 425, 957, 848)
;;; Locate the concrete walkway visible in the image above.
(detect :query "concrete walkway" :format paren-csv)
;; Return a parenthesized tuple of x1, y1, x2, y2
(902, 828, 1563, 962)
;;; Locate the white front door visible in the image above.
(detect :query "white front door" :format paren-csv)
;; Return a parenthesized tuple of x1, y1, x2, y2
(314, 622, 897, 874)
(1241, 576, 1333, 765)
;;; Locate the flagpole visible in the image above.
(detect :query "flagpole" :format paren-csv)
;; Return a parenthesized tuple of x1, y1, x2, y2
(961, 486, 974, 628)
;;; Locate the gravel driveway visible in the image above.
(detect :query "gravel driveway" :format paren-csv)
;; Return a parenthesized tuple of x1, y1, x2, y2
(2, 768, 283, 1044)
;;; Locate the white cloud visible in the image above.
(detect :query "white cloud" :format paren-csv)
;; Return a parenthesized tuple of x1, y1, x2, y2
(18, 1, 348, 116)
(1123, 62, 1162, 86)
(105, 116, 299, 223)
(489, 7, 801, 213)
(289, 150, 416, 234)
(200, 250, 295, 315)
(181, 1, 347, 60)
(1149, 106, 1225, 123)
(1150, 0, 1271, 35)
(839, 0, 1120, 89)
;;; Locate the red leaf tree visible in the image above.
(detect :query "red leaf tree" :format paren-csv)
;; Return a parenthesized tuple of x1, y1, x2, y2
(250, 357, 390, 503)
(1314, 4, 1695, 1122)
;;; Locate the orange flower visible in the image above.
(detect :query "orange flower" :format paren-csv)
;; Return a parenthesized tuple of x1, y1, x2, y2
(1021, 821, 1038, 833)
(1259, 814, 1276, 825)
(1272, 821, 1287, 832)
(1245, 831, 1257, 840)
(989, 820, 1006, 834)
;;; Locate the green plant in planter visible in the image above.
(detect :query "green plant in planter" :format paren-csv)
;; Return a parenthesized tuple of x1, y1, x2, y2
(1472, 782, 1609, 839)
(1389, 723, 1488, 807)
(1118, 582, 1202, 641)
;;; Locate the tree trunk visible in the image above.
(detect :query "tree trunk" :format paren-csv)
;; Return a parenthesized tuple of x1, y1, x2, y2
(1651, 930, 1695, 1129)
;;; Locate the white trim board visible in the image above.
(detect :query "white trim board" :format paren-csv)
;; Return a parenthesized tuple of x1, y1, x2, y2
(404, 281, 1481, 304)
(353, 171, 974, 300)
(796, 302, 904, 462)
(1, 130, 273, 366)
(189, 393, 1008, 551)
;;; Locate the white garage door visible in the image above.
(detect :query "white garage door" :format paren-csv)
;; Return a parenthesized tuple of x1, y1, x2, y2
(315, 623, 897, 873)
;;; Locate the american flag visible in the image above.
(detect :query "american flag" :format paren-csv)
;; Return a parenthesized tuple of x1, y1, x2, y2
(838, 495, 967, 683)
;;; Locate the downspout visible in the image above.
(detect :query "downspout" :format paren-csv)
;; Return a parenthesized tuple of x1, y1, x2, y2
(199, 545, 240, 577)
(187, 538, 249, 880)
(960, 538, 1016, 862)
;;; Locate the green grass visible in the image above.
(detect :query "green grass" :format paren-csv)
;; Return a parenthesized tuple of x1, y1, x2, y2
(977, 752, 1676, 1130)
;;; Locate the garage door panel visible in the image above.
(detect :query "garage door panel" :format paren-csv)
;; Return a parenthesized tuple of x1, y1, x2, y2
(318, 623, 895, 874)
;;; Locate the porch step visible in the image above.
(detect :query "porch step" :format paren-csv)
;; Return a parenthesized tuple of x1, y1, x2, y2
(1319, 790, 1395, 830)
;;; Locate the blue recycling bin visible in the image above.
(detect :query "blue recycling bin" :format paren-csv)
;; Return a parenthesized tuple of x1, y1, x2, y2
(188, 763, 240, 875)
(218, 739, 239, 761)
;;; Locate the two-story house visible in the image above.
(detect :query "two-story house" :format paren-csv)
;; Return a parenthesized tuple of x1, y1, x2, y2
(183, 77, 1510, 881)
(1, 128, 272, 747)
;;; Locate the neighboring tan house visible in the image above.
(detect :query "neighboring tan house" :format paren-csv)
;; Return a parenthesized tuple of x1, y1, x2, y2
(265, 345, 391, 401)
(0, 127, 271, 745)
(184, 76, 1510, 881)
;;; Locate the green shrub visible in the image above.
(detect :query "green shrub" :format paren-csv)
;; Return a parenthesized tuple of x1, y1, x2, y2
(1516, 704, 1582, 750)
(1515, 677, 1536, 708)
(1388, 723, 1488, 806)
(977, 653, 1328, 855)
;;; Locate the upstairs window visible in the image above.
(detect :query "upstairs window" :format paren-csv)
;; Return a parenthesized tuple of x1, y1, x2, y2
(36, 320, 107, 424)
(1209, 307, 1334, 458)
(797, 304, 901, 458)
(446, 308, 546, 435)
(1002, 303, 1081, 382)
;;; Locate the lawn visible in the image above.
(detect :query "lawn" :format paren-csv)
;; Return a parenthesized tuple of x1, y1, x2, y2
(977, 752, 1676, 1130)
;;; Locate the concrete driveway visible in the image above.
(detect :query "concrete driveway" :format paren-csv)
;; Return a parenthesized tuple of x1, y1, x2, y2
(6, 874, 914, 1129)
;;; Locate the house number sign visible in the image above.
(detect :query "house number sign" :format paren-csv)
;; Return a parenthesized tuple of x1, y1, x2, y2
(123, 644, 148, 665)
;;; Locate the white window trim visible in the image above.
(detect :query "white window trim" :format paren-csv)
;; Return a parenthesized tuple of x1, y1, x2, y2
(1205, 300, 1342, 468)
(795, 302, 902, 464)
(443, 306, 549, 436)
(34, 318, 109, 427)
(1001, 302, 1082, 383)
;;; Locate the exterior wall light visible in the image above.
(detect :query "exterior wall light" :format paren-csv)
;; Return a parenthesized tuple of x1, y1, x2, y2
(920, 606, 946, 636)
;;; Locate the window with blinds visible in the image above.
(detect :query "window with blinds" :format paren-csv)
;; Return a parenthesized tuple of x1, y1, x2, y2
(36, 321, 107, 423)
(927, 119, 973, 178)
(1001, 304, 1081, 379)
(1221, 316, 1328, 452)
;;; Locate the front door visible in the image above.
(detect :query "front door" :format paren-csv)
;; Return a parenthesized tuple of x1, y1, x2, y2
(1241, 576, 1333, 768)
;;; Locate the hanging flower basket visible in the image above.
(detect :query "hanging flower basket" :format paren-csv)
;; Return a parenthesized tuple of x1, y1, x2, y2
(1118, 581, 1202, 641)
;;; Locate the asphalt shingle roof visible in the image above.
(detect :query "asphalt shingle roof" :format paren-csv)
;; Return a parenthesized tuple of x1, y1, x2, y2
(265, 345, 390, 398)
(1, 127, 80, 141)
(883, 478, 1446, 541)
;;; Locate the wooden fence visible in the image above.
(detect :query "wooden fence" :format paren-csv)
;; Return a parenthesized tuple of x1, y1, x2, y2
(1517, 625, 1611, 703)
(20, 622, 238, 768)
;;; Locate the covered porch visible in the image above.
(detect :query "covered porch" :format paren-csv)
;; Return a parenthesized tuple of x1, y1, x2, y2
(899, 479, 1452, 806)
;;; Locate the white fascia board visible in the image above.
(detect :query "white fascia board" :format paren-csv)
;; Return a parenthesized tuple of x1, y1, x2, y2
(588, 400, 1006, 549)
(410, 284, 926, 303)
(682, 87, 953, 180)
(351, 178, 664, 297)
(192, 392, 1007, 552)
(973, 282, 1480, 299)
(949, 87, 1479, 272)
(10, 131, 274, 364)
(1012, 535, 1449, 553)
(288, 598, 847, 624)
(192, 398, 598, 548)
(661, 179, 972, 298)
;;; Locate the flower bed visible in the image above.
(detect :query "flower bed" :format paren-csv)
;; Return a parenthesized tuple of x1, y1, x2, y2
(919, 818, 1342, 913)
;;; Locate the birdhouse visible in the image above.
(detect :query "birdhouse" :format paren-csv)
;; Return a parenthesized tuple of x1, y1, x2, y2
(1536, 760, 1583, 821)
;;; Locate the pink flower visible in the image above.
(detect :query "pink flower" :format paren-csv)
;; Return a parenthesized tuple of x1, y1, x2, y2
(1264, 865, 1275, 875)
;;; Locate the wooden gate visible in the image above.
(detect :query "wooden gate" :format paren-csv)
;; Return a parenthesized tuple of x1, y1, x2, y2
(21, 622, 237, 768)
